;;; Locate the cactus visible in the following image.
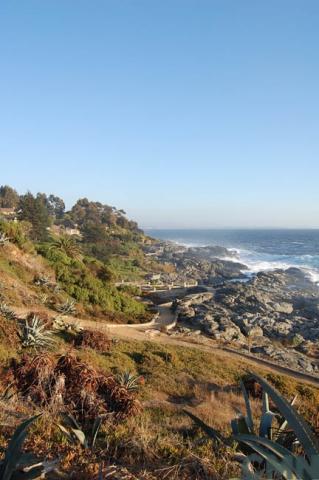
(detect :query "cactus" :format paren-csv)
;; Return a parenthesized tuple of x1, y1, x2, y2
(0, 303, 16, 321)
(116, 372, 143, 392)
(20, 315, 55, 349)
(56, 299, 76, 316)
(185, 373, 319, 479)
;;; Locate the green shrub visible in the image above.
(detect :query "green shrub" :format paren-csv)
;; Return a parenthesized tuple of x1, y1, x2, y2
(37, 243, 145, 316)
(0, 220, 32, 249)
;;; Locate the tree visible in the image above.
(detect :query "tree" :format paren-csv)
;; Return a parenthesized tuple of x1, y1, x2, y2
(49, 234, 81, 259)
(36, 193, 65, 219)
(82, 222, 107, 244)
(70, 199, 115, 227)
(0, 185, 19, 208)
(18, 192, 51, 241)
(47, 194, 65, 218)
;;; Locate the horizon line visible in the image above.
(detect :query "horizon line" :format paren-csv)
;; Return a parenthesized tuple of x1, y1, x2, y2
(143, 226, 319, 230)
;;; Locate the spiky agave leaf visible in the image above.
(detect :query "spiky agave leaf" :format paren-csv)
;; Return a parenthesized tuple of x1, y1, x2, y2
(233, 434, 319, 480)
(0, 303, 17, 321)
(259, 411, 278, 440)
(56, 299, 76, 316)
(240, 380, 254, 433)
(57, 414, 102, 450)
(0, 414, 42, 480)
(20, 316, 55, 349)
(0, 232, 10, 246)
(91, 417, 103, 449)
(186, 373, 319, 479)
(234, 434, 299, 480)
(116, 372, 142, 392)
(53, 316, 82, 333)
(258, 391, 278, 440)
(249, 373, 319, 459)
(276, 395, 298, 439)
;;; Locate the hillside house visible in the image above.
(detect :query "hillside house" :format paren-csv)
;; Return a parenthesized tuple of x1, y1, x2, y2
(0, 208, 16, 220)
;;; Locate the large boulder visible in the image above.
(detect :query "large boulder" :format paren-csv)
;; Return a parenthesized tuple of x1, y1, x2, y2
(272, 302, 294, 314)
(245, 325, 264, 337)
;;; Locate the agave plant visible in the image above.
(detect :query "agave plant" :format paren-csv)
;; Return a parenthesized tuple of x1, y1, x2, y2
(0, 303, 17, 321)
(57, 414, 103, 450)
(56, 299, 76, 316)
(0, 232, 10, 247)
(53, 315, 83, 333)
(49, 235, 81, 259)
(20, 315, 55, 349)
(33, 275, 51, 287)
(185, 373, 319, 479)
(116, 372, 143, 392)
(38, 293, 48, 305)
(0, 414, 58, 480)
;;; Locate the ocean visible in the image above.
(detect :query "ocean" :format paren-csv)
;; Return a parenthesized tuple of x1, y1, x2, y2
(145, 229, 319, 285)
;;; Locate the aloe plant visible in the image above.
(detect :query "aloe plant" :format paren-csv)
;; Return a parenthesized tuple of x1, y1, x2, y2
(0, 303, 16, 321)
(0, 414, 58, 480)
(116, 372, 142, 392)
(20, 315, 55, 349)
(57, 414, 102, 450)
(185, 373, 319, 479)
(56, 299, 76, 316)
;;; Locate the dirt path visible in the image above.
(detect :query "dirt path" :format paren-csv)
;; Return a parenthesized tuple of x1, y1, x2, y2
(68, 305, 319, 388)
(14, 304, 319, 389)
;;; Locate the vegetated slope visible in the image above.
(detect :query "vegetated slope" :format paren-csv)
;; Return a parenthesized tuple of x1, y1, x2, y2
(0, 187, 175, 324)
(1, 186, 319, 479)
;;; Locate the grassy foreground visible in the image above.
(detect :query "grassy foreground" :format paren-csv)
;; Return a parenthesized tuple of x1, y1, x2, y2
(1, 331, 319, 479)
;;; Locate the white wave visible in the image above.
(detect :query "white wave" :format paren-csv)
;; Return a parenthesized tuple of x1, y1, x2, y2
(302, 268, 319, 285)
(220, 255, 241, 262)
(235, 253, 319, 287)
(161, 236, 319, 286)
(241, 260, 293, 274)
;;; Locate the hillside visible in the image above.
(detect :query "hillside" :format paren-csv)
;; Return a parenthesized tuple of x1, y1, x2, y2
(0, 186, 319, 479)
(0, 187, 171, 323)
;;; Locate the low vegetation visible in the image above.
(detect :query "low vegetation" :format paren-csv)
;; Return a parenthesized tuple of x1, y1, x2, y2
(0, 185, 318, 478)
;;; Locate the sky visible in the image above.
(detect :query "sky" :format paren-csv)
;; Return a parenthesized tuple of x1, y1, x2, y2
(0, 0, 319, 229)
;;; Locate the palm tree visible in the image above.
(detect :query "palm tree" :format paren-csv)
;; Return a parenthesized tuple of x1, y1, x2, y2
(49, 234, 81, 259)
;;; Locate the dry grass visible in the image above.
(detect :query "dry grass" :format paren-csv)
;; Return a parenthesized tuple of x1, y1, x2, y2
(9, 352, 140, 423)
(1, 330, 319, 478)
(193, 389, 260, 432)
(74, 328, 111, 352)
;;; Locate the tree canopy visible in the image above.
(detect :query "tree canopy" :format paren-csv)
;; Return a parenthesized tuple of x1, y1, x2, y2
(0, 185, 19, 208)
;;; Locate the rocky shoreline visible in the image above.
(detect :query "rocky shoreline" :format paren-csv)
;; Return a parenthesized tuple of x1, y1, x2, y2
(146, 241, 319, 375)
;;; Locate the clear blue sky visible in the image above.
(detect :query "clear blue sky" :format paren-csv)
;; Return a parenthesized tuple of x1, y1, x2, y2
(1, 0, 318, 228)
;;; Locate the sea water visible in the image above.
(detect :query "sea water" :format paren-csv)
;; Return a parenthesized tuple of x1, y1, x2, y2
(145, 229, 319, 285)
